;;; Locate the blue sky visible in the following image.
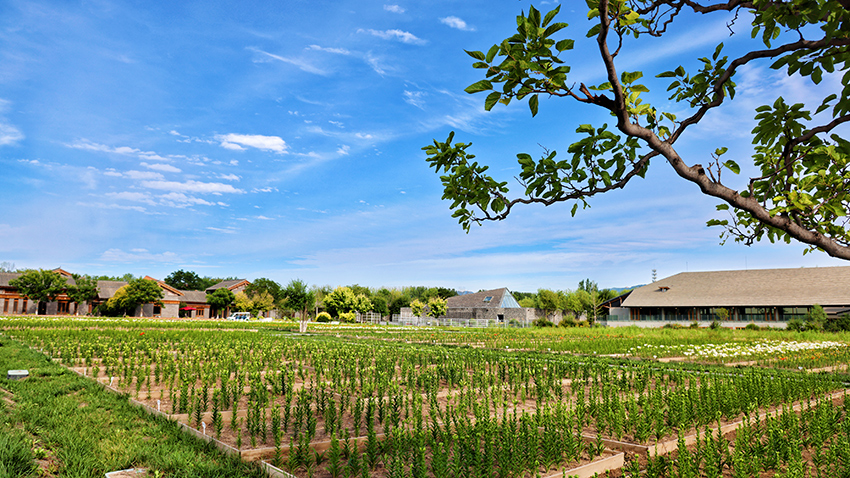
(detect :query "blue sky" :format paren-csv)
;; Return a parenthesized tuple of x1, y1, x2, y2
(1, 0, 847, 292)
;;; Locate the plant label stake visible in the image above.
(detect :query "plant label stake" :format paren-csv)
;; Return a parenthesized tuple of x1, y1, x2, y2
(157, 400, 161, 411)
(110, 376, 115, 387)
(202, 422, 206, 435)
(83, 367, 86, 376)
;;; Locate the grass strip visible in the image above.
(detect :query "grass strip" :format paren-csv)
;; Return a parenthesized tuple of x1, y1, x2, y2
(0, 334, 267, 478)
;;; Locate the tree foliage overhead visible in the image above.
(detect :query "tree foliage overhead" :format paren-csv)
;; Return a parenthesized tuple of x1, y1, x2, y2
(424, 0, 850, 259)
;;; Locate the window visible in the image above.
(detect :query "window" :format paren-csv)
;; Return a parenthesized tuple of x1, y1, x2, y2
(12, 299, 18, 313)
(2, 299, 7, 313)
(57, 301, 69, 314)
(153, 305, 161, 316)
(483, 296, 493, 303)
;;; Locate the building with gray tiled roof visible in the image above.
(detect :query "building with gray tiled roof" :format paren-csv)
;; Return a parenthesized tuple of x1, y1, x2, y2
(606, 266, 850, 328)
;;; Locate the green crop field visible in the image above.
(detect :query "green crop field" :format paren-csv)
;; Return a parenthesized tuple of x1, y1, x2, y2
(2, 317, 850, 477)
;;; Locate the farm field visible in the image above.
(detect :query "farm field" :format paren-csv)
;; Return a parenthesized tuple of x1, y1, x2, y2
(2, 317, 850, 477)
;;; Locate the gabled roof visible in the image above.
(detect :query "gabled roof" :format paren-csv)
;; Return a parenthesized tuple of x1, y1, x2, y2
(622, 266, 850, 308)
(206, 279, 249, 292)
(97, 280, 128, 299)
(446, 288, 522, 309)
(180, 290, 208, 304)
(143, 276, 183, 296)
(0, 272, 21, 288)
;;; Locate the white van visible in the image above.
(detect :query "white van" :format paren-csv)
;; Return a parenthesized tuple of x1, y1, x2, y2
(226, 312, 252, 321)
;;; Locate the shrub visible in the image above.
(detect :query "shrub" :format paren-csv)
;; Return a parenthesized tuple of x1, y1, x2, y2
(316, 312, 332, 323)
(662, 323, 684, 329)
(825, 314, 850, 332)
(532, 317, 554, 327)
(508, 319, 521, 327)
(805, 304, 827, 331)
(689, 321, 700, 329)
(787, 318, 805, 332)
(709, 320, 721, 330)
(559, 315, 577, 328)
(338, 311, 356, 323)
(744, 323, 761, 331)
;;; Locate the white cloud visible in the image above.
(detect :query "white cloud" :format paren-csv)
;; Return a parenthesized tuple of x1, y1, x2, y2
(141, 162, 181, 173)
(140, 179, 245, 194)
(67, 140, 140, 155)
(0, 122, 24, 146)
(249, 47, 328, 75)
(159, 192, 215, 207)
(403, 90, 426, 109)
(440, 16, 474, 31)
(358, 29, 426, 45)
(365, 54, 386, 75)
(337, 145, 351, 155)
(124, 170, 165, 180)
(306, 45, 351, 55)
(384, 4, 405, 13)
(218, 173, 241, 181)
(256, 215, 274, 220)
(105, 191, 155, 204)
(207, 226, 238, 234)
(252, 187, 278, 193)
(99, 248, 180, 263)
(216, 133, 288, 153)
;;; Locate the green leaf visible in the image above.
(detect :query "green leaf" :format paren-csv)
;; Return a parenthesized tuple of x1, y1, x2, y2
(485, 45, 499, 63)
(555, 39, 575, 52)
(484, 91, 501, 111)
(529, 94, 539, 117)
(714, 147, 728, 156)
(465, 50, 486, 61)
(542, 5, 561, 27)
(621, 71, 643, 85)
(723, 160, 740, 174)
(576, 124, 594, 133)
(716, 204, 729, 211)
(465, 80, 493, 94)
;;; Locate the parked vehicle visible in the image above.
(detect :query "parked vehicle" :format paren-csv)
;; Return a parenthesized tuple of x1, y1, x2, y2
(226, 312, 251, 321)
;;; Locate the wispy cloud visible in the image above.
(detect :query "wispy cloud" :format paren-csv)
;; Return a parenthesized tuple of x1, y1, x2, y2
(140, 179, 245, 194)
(99, 248, 181, 263)
(337, 145, 350, 155)
(306, 45, 351, 55)
(141, 162, 181, 173)
(403, 90, 426, 109)
(439, 16, 475, 31)
(249, 47, 328, 75)
(357, 29, 426, 45)
(0, 99, 24, 147)
(216, 133, 288, 153)
(384, 5, 405, 13)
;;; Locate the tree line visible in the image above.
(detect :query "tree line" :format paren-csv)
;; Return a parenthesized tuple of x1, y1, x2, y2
(514, 279, 626, 326)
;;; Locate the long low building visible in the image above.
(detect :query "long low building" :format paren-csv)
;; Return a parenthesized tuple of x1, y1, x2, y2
(0, 269, 249, 319)
(605, 266, 850, 328)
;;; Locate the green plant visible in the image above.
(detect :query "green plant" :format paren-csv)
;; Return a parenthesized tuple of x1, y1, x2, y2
(316, 312, 332, 323)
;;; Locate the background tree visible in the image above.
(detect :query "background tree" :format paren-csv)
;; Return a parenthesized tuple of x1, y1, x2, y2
(9, 269, 67, 315)
(206, 288, 235, 318)
(245, 278, 283, 308)
(283, 279, 315, 333)
(424, 1, 850, 260)
(410, 299, 425, 317)
(536, 289, 562, 319)
(427, 297, 448, 319)
(323, 286, 358, 318)
(122, 278, 164, 317)
(0, 261, 16, 272)
(164, 270, 219, 291)
(67, 274, 98, 316)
